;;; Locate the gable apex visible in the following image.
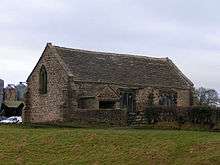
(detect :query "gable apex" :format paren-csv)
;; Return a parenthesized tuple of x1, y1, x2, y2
(26, 43, 71, 82)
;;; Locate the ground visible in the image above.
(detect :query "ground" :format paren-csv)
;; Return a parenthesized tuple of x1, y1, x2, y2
(0, 125, 219, 165)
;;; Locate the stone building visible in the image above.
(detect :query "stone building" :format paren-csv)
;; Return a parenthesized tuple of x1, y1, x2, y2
(0, 83, 26, 117)
(16, 82, 27, 101)
(24, 43, 194, 123)
(4, 84, 17, 101)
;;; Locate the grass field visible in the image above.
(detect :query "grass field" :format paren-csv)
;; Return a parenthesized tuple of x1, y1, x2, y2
(0, 125, 219, 165)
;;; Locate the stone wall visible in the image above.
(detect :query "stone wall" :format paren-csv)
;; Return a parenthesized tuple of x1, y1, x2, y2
(74, 82, 122, 97)
(66, 109, 127, 126)
(136, 87, 160, 111)
(72, 82, 192, 112)
(136, 87, 192, 111)
(24, 46, 69, 123)
(177, 89, 191, 107)
(4, 85, 17, 101)
(73, 82, 123, 110)
(25, 68, 192, 123)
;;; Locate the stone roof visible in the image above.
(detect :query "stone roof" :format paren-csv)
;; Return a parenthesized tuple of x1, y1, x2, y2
(53, 44, 193, 89)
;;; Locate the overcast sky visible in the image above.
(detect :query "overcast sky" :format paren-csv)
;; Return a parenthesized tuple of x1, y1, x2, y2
(0, 0, 220, 92)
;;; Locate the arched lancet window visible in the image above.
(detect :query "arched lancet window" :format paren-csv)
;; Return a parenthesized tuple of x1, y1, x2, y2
(39, 65, 47, 94)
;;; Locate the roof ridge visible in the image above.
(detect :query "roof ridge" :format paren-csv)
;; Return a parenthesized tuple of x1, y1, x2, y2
(53, 45, 167, 61)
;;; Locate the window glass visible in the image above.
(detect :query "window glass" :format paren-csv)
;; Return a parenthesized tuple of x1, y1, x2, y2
(39, 65, 47, 94)
(99, 101, 115, 109)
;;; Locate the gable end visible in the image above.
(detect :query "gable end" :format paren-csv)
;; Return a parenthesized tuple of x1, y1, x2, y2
(27, 43, 71, 82)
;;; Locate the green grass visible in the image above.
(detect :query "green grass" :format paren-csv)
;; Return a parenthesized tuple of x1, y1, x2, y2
(0, 125, 219, 165)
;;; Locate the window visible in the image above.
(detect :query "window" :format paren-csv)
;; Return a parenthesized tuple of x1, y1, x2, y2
(39, 65, 47, 94)
(99, 101, 115, 109)
(120, 90, 135, 112)
(159, 90, 177, 107)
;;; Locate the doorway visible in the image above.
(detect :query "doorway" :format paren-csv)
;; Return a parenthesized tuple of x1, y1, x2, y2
(120, 90, 135, 112)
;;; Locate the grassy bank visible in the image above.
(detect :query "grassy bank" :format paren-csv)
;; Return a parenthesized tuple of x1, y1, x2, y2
(0, 125, 219, 165)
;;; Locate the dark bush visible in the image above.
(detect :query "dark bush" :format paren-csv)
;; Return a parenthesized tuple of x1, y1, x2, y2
(189, 106, 213, 124)
(139, 106, 220, 128)
(144, 106, 159, 124)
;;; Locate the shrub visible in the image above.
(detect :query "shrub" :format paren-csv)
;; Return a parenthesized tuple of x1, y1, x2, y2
(144, 106, 159, 124)
(189, 106, 213, 124)
(141, 105, 219, 127)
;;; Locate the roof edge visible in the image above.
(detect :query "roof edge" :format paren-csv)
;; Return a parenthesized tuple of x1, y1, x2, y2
(54, 45, 167, 61)
(166, 58, 194, 87)
(27, 43, 74, 82)
(26, 43, 51, 82)
(50, 44, 74, 77)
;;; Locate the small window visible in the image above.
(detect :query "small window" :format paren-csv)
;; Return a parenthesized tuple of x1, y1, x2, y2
(39, 65, 47, 94)
(99, 101, 115, 109)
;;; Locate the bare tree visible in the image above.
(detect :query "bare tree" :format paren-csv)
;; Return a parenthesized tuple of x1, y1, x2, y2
(195, 87, 219, 106)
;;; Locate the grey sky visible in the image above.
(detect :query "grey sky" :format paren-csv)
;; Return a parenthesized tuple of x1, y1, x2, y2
(0, 0, 220, 91)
